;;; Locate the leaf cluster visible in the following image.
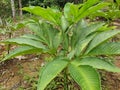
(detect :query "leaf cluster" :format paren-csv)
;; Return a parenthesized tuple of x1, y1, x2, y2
(89, 2, 120, 21)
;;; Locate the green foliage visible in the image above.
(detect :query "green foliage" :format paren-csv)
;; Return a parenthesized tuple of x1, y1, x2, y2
(22, 6, 62, 26)
(1, 0, 120, 90)
(72, 57, 120, 72)
(69, 64, 101, 90)
(88, 42, 120, 55)
(85, 30, 120, 54)
(0, 0, 11, 18)
(89, 2, 120, 21)
(0, 18, 25, 34)
(2, 46, 42, 61)
(38, 58, 68, 90)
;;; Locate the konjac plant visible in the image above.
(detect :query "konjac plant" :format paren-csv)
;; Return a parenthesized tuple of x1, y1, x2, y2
(1, 0, 120, 90)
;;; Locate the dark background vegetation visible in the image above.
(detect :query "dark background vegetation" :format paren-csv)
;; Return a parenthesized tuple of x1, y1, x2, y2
(0, 0, 117, 18)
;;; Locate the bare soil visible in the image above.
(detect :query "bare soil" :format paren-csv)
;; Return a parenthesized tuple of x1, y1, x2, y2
(0, 55, 44, 90)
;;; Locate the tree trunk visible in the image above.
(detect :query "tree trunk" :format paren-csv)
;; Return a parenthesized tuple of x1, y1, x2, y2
(18, 0, 23, 19)
(74, 0, 78, 4)
(9, 0, 15, 54)
(10, 0, 16, 21)
(74, 0, 83, 4)
(113, 0, 116, 3)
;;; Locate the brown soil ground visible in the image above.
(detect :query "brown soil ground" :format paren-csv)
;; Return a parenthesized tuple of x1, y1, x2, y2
(0, 55, 43, 90)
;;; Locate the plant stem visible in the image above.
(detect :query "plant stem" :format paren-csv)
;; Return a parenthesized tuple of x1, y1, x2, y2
(7, 32, 12, 54)
(64, 68, 68, 90)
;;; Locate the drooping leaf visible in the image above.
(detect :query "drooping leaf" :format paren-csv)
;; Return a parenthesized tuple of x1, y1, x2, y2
(88, 42, 120, 56)
(85, 30, 120, 54)
(2, 37, 46, 50)
(69, 64, 101, 90)
(21, 34, 45, 42)
(2, 46, 41, 62)
(37, 58, 68, 90)
(73, 57, 120, 72)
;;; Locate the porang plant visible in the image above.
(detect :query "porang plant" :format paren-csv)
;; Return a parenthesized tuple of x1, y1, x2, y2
(1, 0, 120, 90)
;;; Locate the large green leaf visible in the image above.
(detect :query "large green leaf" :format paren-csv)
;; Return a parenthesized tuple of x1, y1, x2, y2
(75, 35, 95, 56)
(78, 0, 99, 15)
(28, 21, 58, 49)
(2, 37, 46, 50)
(37, 58, 68, 90)
(2, 46, 41, 62)
(63, 0, 106, 23)
(71, 22, 104, 50)
(44, 24, 56, 48)
(26, 19, 44, 36)
(21, 34, 45, 42)
(22, 6, 62, 26)
(69, 64, 101, 90)
(88, 42, 120, 56)
(73, 57, 120, 72)
(74, 22, 105, 42)
(71, 20, 87, 48)
(77, 2, 109, 21)
(85, 30, 120, 54)
(26, 20, 50, 45)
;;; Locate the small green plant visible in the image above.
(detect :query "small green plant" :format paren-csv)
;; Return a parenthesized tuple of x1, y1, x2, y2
(89, 1, 120, 21)
(0, 18, 24, 34)
(0, 18, 25, 54)
(1, 0, 120, 90)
